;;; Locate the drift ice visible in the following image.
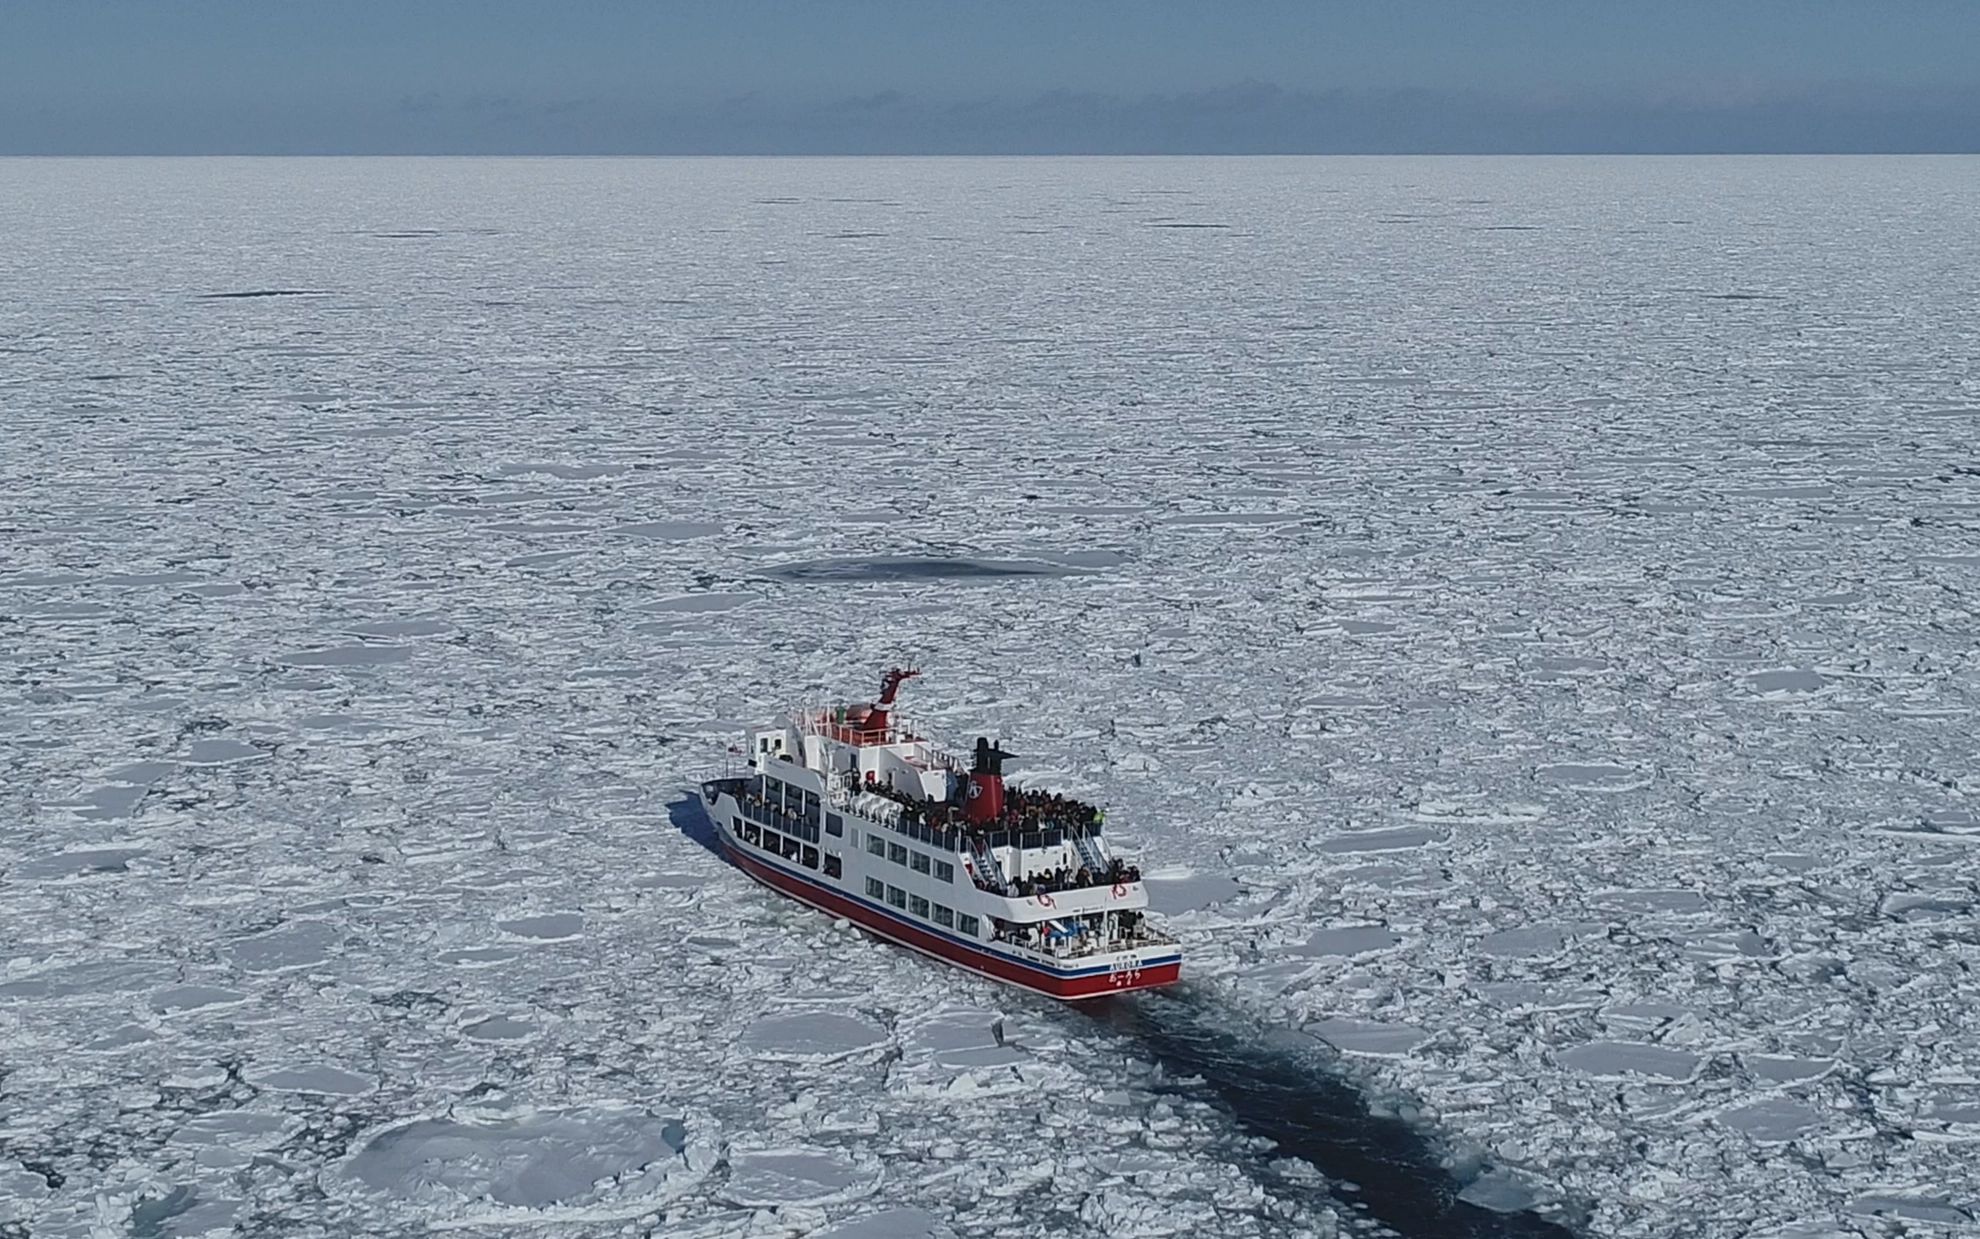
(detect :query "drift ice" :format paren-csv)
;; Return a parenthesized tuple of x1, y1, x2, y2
(703, 669, 1181, 999)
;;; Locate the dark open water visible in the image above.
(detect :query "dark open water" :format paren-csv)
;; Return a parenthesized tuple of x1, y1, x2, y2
(1087, 989, 1582, 1239)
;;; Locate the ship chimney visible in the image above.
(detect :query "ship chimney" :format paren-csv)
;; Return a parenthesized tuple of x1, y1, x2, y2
(963, 736, 1009, 826)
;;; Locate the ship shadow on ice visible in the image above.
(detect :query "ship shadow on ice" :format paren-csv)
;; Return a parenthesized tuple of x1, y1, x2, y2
(759, 554, 1106, 584)
(1084, 987, 1581, 1239)
(666, 791, 730, 863)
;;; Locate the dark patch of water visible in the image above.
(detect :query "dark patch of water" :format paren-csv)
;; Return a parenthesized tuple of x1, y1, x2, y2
(1085, 989, 1581, 1238)
(130, 1185, 196, 1238)
(197, 290, 330, 299)
(1147, 221, 1231, 229)
(1703, 292, 1779, 301)
(760, 555, 1094, 583)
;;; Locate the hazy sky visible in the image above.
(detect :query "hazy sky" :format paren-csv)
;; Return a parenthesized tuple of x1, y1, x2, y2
(3, 1, 1977, 153)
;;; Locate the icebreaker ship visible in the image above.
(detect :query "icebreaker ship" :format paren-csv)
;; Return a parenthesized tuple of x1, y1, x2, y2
(702, 669, 1181, 998)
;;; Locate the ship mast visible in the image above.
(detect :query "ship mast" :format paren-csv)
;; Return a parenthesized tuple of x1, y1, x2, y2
(867, 666, 919, 733)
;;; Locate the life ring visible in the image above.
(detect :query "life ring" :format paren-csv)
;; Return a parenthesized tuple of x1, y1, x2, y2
(1112, 882, 1127, 898)
(1037, 892, 1055, 908)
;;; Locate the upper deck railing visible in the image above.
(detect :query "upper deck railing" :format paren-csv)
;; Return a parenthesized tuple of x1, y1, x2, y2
(797, 707, 948, 752)
(810, 720, 911, 746)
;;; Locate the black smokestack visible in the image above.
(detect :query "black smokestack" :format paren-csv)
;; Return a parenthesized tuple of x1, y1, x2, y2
(972, 736, 1008, 776)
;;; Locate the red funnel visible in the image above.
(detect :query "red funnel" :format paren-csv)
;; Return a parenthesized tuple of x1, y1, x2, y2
(964, 771, 1005, 825)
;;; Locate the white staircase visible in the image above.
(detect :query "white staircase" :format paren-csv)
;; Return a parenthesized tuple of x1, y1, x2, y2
(967, 836, 1008, 892)
(1073, 831, 1109, 875)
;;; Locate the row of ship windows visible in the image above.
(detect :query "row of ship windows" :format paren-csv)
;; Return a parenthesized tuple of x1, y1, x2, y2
(738, 821, 844, 879)
(752, 784, 845, 844)
(763, 770, 822, 818)
(863, 834, 955, 882)
(759, 769, 948, 857)
(864, 878, 978, 936)
(739, 815, 955, 890)
(757, 772, 966, 862)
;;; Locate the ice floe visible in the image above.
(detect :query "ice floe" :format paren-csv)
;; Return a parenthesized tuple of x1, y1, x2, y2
(7, 155, 1980, 1239)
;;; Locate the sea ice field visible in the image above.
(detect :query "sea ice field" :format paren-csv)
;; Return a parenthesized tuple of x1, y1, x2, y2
(3, 155, 1978, 1238)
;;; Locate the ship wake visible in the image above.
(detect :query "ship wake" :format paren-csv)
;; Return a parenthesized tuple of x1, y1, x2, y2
(1083, 988, 1584, 1238)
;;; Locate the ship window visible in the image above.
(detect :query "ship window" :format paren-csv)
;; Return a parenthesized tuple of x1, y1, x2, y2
(782, 836, 801, 861)
(761, 829, 781, 852)
(909, 895, 929, 917)
(867, 835, 886, 857)
(824, 853, 842, 878)
(886, 885, 907, 909)
(802, 845, 819, 870)
(743, 824, 760, 844)
(932, 904, 954, 928)
(910, 852, 931, 874)
(825, 813, 844, 837)
(933, 860, 954, 883)
(866, 877, 885, 899)
(957, 914, 980, 937)
(887, 842, 908, 866)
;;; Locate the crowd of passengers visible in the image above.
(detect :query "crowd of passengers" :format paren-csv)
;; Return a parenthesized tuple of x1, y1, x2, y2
(859, 773, 1106, 837)
(851, 776, 1146, 893)
(985, 856, 1143, 899)
(993, 908, 1150, 950)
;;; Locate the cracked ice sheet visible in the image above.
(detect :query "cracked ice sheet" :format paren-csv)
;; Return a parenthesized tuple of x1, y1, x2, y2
(2, 817, 1329, 1236)
(4, 155, 1980, 1237)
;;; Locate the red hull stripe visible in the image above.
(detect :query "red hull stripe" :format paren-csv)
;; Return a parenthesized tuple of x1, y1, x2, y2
(720, 837, 1181, 1000)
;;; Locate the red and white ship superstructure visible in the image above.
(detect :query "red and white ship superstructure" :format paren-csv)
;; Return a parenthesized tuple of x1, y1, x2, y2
(702, 669, 1181, 999)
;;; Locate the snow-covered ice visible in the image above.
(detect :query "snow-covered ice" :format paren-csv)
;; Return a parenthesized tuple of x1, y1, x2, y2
(4, 154, 1979, 1237)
